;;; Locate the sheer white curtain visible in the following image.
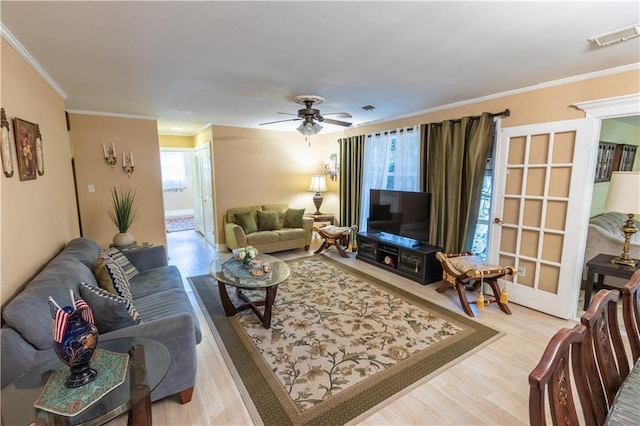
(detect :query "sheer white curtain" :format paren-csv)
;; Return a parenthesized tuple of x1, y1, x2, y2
(359, 126, 420, 231)
(160, 151, 188, 192)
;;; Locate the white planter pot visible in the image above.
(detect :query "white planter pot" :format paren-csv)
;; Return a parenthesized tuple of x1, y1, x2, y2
(112, 232, 134, 247)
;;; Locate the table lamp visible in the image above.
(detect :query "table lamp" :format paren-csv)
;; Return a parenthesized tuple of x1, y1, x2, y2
(604, 171, 640, 267)
(308, 175, 328, 215)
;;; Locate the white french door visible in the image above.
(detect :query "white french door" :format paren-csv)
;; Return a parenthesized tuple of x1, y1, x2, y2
(488, 118, 595, 319)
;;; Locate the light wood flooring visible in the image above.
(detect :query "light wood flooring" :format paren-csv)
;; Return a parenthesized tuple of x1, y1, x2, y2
(113, 230, 591, 425)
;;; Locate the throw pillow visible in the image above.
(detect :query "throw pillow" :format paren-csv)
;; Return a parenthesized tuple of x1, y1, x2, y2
(104, 248, 139, 280)
(93, 252, 134, 302)
(257, 210, 280, 231)
(79, 282, 142, 333)
(371, 203, 392, 220)
(284, 208, 305, 228)
(235, 211, 258, 234)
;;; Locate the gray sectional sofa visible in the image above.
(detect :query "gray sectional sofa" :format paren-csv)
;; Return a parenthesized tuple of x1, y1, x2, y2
(1, 237, 201, 403)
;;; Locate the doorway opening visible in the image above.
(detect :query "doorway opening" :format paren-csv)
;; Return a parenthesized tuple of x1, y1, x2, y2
(160, 148, 196, 233)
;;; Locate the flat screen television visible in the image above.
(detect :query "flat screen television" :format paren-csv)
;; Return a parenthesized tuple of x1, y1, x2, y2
(368, 189, 431, 245)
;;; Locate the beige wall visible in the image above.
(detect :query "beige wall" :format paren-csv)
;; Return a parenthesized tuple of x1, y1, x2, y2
(210, 125, 339, 246)
(159, 134, 194, 148)
(1, 39, 79, 307)
(68, 113, 166, 249)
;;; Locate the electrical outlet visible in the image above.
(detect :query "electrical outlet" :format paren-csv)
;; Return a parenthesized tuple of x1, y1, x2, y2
(88, 184, 95, 193)
(518, 266, 526, 276)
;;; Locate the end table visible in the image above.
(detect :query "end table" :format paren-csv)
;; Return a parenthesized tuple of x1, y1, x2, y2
(584, 253, 640, 310)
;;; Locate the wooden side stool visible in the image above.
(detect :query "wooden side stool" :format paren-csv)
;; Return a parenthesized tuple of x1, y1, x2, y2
(314, 225, 357, 258)
(435, 251, 515, 317)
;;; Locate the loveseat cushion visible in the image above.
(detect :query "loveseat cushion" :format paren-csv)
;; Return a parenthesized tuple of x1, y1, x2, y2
(3, 260, 98, 350)
(235, 211, 258, 234)
(226, 205, 262, 224)
(128, 265, 184, 299)
(276, 228, 307, 242)
(257, 210, 280, 231)
(80, 283, 142, 333)
(246, 231, 280, 245)
(284, 208, 305, 228)
(262, 203, 289, 225)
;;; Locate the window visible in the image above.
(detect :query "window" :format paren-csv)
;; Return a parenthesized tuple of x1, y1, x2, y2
(360, 126, 420, 231)
(160, 150, 189, 192)
(471, 159, 493, 259)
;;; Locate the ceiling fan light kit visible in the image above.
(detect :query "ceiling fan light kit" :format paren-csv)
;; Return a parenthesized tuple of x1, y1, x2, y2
(259, 95, 353, 138)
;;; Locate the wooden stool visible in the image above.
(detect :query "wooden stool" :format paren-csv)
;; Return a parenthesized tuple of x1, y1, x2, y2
(435, 251, 514, 317)
(314, 225, 357, 258)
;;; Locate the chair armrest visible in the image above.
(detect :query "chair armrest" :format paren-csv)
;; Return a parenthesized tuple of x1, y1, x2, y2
(302, 217, 314, 246)
(123, 246, 168, 272)
(225, 222, 247, 250)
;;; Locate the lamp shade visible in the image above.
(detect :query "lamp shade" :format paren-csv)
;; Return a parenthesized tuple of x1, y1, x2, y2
(308, 175, 328, 193)
(605, 172, 640, 214)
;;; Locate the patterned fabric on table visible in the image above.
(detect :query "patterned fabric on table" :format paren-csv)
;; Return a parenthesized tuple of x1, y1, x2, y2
(447, 255, 507, 279)
(104, 248, 139, 280)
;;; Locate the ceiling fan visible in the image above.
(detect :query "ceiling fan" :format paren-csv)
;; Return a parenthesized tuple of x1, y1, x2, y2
(259, 95, 352, 135)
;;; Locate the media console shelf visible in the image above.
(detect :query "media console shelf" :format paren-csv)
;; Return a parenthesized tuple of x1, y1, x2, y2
(356, 232, 443, 285)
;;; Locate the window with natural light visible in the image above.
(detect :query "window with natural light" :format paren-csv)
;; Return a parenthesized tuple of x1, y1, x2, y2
(160, 151, 188, 192)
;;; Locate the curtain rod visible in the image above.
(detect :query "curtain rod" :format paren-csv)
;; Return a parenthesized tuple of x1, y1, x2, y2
(428, 108, 510, 127)
(368, 127, 415, 137)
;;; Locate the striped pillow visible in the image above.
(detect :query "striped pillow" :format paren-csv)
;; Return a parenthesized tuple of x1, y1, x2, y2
(94, 252, 134, 302)
(104, 248, 139, 280)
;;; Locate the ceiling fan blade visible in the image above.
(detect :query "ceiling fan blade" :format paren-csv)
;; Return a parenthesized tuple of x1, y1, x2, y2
(322, 118, 352, 127)
(277, 112, 300, 117)
(322, 112, 352, 118)
(259, 118, 302, 125)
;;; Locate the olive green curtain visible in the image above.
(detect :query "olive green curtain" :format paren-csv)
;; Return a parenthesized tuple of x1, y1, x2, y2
(424, 113, 494, 252)
(338, 135, 365, 228)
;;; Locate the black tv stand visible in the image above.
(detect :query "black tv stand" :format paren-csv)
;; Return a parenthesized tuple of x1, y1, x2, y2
(356, 232, 443, 285)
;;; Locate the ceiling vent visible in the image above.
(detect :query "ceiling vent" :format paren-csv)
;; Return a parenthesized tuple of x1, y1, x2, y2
(588, 24, 640, 47)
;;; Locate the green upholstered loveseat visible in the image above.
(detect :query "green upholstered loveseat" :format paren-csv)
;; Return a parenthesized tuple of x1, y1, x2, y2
(224, 203, 313, 253)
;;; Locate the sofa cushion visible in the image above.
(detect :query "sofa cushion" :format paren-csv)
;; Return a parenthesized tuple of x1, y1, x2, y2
(128, 266, 184, 299)
(79, 282, 142, 333)
(3, 260, 98, 350)
(257, 210, 280, 231)
(247, 231, 279, 245)
(275, 228, 307, 242)
(94, 253, 134, 302)
(52, 237, 103, 269)
(134, 289, 202, 344)
(104, 248, 139, 279)
(235, 211, 258, 234)
(284, 208, 305, 228)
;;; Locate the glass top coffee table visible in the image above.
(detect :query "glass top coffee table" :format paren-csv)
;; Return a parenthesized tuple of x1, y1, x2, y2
(209, 253, 290, 328)
(1, 337, 169, 426)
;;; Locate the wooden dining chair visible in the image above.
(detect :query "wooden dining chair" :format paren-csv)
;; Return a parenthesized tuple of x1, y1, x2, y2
(580, 289, 630, 425)
(622, 269, 640, 363)
(528, 324, 596, 426)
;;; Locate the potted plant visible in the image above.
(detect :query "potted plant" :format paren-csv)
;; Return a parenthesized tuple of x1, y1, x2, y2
(108, 186, 139, 247)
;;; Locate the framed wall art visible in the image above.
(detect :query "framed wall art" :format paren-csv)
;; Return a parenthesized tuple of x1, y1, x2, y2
(13, 117, 37, 181)
(1, 108, 14, 177)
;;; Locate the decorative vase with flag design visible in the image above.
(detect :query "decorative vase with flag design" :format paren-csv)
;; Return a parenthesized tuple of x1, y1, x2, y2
(48, 290, 99, 388)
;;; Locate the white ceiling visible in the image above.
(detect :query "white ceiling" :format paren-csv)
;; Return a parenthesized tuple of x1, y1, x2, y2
(2, 1, 639, 136)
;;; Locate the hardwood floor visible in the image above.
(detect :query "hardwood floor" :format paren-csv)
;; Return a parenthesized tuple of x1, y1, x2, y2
(114, 230, 582, 425)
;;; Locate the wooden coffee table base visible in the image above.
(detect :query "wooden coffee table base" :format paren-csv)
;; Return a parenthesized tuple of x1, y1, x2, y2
(218, 283, 278, 328)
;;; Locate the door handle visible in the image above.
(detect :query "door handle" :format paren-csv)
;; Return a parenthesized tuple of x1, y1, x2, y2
(493, 218, 504, 224)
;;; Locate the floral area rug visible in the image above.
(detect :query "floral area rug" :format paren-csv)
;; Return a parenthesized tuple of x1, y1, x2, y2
(189, 256, 500, 426)
(164, 215, 194, 232)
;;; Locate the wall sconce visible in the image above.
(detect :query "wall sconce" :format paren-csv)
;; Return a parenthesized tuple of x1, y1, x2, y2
(324, 153, 339, 181)
(102, 143, 117, 167)
(122, 152, 134, 177)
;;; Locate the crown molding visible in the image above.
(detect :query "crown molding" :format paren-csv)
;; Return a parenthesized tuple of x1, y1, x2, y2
(65, 109, 157, 121)
(1, 23, 68, 99)
(356, 63, 640, 128)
